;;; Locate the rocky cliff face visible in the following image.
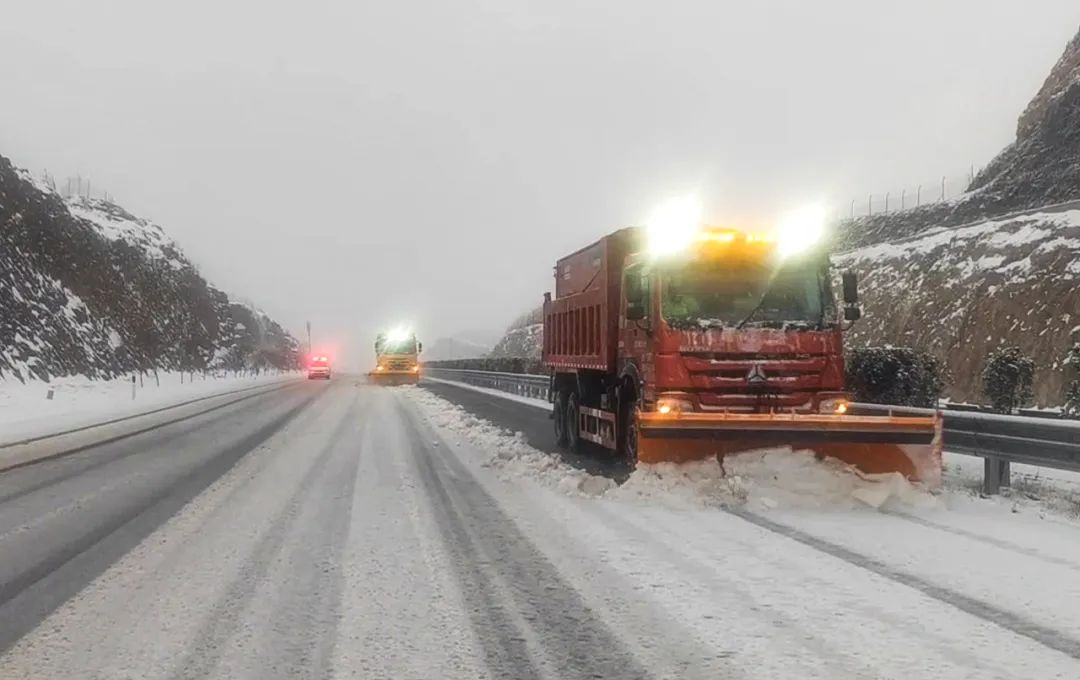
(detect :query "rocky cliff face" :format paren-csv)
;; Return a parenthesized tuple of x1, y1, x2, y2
(1018, 30, 1080, 140)
(0, 155, 298, 382)
(489, 307, 543, 360)
(837, 26, 1080, 404)
(839, 27, 1080, 253)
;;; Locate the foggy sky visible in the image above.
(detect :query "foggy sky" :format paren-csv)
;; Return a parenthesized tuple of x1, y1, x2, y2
(2, 1, 1078, 369)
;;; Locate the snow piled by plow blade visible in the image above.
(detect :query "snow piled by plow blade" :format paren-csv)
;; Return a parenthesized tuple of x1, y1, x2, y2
(410, 389, 617, 497)
(613, 448, 938, 512)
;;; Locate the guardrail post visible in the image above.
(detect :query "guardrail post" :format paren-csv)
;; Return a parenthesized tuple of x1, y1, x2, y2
(983, 457, 1011, 495)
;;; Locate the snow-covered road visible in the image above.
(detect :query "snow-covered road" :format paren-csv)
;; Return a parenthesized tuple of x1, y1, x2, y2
(1, 378, 1078, 679)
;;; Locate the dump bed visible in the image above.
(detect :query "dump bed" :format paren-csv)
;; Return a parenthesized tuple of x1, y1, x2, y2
(543, 227, 642, 372)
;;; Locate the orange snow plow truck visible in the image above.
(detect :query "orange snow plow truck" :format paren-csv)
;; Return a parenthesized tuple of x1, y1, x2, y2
(542, 214, 942, 485)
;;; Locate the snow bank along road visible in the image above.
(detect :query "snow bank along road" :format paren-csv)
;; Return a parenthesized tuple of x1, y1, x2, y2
(1, 380, 1079, 678)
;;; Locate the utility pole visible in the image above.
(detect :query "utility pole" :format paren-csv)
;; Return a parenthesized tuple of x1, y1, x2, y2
(306, 321, 312, 355)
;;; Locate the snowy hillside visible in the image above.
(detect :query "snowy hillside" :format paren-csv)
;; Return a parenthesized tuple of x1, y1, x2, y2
(838, 207, 1080, 403)
(836, 26, 1080, 404)
(0, 154, 298, 382)
(67, 196, 184, 267)
(489, 306, 543, 359)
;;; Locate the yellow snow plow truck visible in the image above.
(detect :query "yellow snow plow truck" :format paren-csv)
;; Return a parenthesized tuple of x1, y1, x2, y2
(370, 328, 421, 385)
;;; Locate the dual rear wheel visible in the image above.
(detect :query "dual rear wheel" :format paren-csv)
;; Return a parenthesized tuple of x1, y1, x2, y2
(553, 388, 637, 465)
(552, 391, 581, 451)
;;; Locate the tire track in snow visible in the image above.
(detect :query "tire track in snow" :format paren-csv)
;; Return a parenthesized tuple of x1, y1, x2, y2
(247, 400, 365, 679)
(592, 501, 1028, 678)
(0, 390, 320, 654)
(406, 424, 546, 680)
(400, 396, 655, 680)
(0, 383, 304, 506)
(167, 392, 361, 680)
(883, 509, 1080, 574)
(584, 502, 889, 680)
(726, 507, 1080, 660)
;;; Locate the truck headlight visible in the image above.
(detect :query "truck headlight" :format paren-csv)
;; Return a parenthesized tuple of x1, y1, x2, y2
(646, 196, 702, 257)
(376, 365, 385, 372)
(656, 396, 695, 414)
(819, 397, 849, 414)
(776, 204, 826, 258)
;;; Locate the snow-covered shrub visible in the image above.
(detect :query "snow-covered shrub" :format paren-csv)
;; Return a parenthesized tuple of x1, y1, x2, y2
(846, 347, 947, 407)
(982, 346, 1035, 414)
(1063, 343, 1080, 418)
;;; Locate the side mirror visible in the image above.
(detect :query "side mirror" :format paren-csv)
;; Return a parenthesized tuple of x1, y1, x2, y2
(841, 271, 861, 322)
(625, 269, 648, 321)
(842, 271, 859, 305)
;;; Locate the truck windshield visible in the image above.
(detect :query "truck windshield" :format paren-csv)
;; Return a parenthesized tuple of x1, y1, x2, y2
(661, 259, 827, 329)
(377, 338, 417, 354)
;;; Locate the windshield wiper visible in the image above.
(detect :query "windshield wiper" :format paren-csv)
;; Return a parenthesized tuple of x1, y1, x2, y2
(734, 288, 774, 329)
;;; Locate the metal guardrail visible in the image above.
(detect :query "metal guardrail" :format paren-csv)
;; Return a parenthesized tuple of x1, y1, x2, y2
(423, 369, 1080, 495)
(939, 402, 1064, 420)
(424, 368, 550, 401)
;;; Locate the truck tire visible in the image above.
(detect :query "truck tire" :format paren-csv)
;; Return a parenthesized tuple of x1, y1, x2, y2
(565, 391, 582, 452)
(553, 392, 569, 447)
(618, 399, 639, 467)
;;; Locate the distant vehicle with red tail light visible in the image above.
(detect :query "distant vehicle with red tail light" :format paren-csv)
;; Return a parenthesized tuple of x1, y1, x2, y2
(307, 355, 331, 380)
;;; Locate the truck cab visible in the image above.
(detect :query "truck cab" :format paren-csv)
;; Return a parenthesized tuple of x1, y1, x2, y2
(618, 230, 852, 414)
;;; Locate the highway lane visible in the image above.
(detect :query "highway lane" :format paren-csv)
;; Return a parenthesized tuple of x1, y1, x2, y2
(1, 378, 1078, 679)
(0, 379, 323, 651)
(0, 380, 666, 679)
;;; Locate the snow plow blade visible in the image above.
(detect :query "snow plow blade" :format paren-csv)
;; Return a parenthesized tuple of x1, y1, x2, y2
(637, 411, 943, 485)
(368, 372, 420, 386)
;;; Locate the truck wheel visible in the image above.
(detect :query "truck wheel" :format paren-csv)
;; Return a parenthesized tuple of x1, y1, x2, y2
(565, 392, 582, 452)
(553, 392, 569, 447)
(619, 400, 639, 467)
